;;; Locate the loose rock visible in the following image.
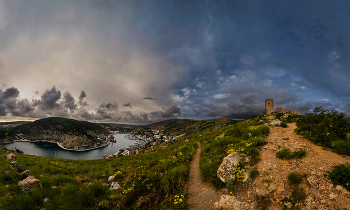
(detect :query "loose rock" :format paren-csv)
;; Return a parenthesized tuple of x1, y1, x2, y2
(336, 185, 350, 195)
(18, 176, 42, 192)
(21, 170, 30, 177)
(108, 176, 115, 182)
(110, 182, 120, 190)
(43, 198, 51, 204)
(6, 153, 16, 160)
(213, 195, 253, 210)
(307, 176, 318, 187)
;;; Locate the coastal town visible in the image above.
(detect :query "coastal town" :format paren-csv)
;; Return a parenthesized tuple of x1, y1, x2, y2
(103, 129, 185, 158)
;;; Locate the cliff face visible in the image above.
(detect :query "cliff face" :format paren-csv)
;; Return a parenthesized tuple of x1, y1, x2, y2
(0, 117, 110, 147)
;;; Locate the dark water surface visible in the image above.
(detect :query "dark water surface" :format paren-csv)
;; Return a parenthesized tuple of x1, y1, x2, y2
(0, 134, 137, 160)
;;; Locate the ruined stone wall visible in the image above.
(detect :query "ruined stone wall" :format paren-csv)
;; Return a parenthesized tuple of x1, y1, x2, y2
(265, 99, 274, 114)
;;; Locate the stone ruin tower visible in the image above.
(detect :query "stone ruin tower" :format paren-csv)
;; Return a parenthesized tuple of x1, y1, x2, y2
(265, 99, 274, 114)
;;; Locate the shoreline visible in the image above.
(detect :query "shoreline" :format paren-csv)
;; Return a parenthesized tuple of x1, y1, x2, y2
(2, 139, 111, 152)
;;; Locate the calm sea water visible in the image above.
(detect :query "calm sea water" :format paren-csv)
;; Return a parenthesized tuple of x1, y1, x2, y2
(0, 134, 138, 160)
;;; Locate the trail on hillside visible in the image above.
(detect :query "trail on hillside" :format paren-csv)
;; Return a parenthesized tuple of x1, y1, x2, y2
(211, 122, 350, 209)
(187, 142, 223, 210)
(255, 123, 350, 209)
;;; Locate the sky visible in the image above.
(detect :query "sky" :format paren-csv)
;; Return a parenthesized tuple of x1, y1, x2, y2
(1, 0, 350, 124)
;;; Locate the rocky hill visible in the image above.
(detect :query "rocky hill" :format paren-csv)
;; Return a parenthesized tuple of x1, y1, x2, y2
(0, 117, 110, 147)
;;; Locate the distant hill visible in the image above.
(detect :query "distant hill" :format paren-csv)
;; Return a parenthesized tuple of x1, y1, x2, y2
(0, 117, 110, 148)
(0, 121, 31, 127)
(133, 118, 237, 135)
(99, 123, 141, 132)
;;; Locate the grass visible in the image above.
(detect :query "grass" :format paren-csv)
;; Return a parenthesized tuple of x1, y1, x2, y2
(197, 119, 269, 190)
(0, 139, 197, 210)
(276, 148, 306, 160)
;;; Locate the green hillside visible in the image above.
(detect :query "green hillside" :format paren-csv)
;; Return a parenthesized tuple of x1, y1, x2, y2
(133, 118, 237, 135)
(0, 117, 110, 148)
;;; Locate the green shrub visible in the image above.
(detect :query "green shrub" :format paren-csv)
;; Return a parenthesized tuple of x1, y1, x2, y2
(249, 167, 259, 179)
(226, 127, 244, 137)
(276, 148, 306, 160)
(296, 107, 350, 155)
(291, 185, 306, 203)
(327, 164, 350, 191)
(281, 119, 288, 128)
(253, 137, 266, 146)
(288, 172, 306, 185)
(226, 177, 237, 191)
(292, 148, 306, 158)
(276, 148, 292, 159)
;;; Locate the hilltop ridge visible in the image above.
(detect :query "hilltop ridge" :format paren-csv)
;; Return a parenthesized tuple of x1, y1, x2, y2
(0, 117, 110, 148)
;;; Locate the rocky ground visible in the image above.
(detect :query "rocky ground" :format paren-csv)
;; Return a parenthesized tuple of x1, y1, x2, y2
(215, 123, 350, 209)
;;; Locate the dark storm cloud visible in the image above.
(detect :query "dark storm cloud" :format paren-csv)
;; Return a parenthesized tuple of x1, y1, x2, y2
(143, 97, 157, 100)
(78, 91, 88, 107)
(2, 0, 350, 123)
(0, 87, 35, 117)
(122, 103, 132, 108)
(63, 91, 77, 111)
(33, 86, 61, 110)
(78, 91, 87, 101)
(99, 102, 118, 111)
(0, 87, 20, 100)
(160, 105, 181, 118)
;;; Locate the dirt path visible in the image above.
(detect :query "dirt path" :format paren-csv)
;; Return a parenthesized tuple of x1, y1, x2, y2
(255, 123, 350, 209)
(187, 142, 223, 210)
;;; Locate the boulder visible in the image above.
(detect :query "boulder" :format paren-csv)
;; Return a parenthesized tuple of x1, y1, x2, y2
(270, 119, 282, 126)
(18, 176, 42, 192)
(43, 198, 51, 204)
(213, 195, 253, 210)
(6, 153, 16, 160)
(336, 185, 350, 195)
(217, 152, 250, 182)
(108, 176, 115, 182)
(21, 170, 30, 177)
(307, 176, 318, 187)
(110, 182, 120, 190)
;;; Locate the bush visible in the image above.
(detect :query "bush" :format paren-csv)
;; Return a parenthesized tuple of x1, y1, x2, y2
(276, 148, 306, 159)
(249, 167, 259, 179)
(327, 164, 350, 191)
(288, 172, 306, 185)
(281, 119, 288, 128)
(296, 107, 350, 155)
(253, 137, 266, 146)
(226, 127, 244, 137)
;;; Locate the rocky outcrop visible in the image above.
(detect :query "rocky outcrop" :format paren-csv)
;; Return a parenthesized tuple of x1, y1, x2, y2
(270, 119, 282, 126)
(213, 195, 253, 210)
(108, 175, 115, 182)
(110, 182, 120, 190)
(18, 176, 42, 192)
(217, 152, 249, 182)
(6, 153, 16, 160)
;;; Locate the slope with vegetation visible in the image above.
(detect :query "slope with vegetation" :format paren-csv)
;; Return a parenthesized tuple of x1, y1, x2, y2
(0, 139, 197, 210)
(133, 118, 236, 136)
(0, 117, 110, 148)
(1, 108, 350, 209)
